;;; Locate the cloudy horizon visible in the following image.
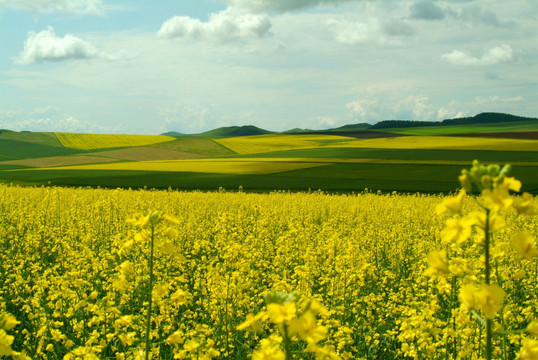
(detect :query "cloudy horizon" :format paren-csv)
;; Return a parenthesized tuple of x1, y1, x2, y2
(0, 0, 536, 134)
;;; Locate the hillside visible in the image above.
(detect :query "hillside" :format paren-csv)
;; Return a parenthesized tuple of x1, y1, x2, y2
(199, 125, 274, 138)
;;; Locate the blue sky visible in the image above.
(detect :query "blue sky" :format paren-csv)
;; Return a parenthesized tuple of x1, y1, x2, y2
(0, 0, 536, 134)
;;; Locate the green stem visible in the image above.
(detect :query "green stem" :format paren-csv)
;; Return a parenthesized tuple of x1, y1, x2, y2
(484, 209, 492, 360)
(145, 226, 156, 360)
(282, 324, 292, 360)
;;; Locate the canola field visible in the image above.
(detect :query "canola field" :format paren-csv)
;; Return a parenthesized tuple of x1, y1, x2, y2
(2, 161, 538, 360)
(55, 133, 175, 150)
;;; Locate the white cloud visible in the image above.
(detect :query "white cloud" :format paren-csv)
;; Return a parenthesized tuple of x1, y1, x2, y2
(157, 8, 272, 42)
(442, 44, 515, 66)
(475, 95, 525, 104)
(346, 88, 441, 122)
(16, 26, 98, 65)
(327, 18, 413, 45)
(0, 0, 103, 15)
(0, 107, 113, 133)
(219, 0, 358, 13)
(159, 103, 219, 134)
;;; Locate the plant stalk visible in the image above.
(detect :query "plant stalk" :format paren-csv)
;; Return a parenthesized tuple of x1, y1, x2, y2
(484, 209, 492, 360)
(145, 226, 156, 360)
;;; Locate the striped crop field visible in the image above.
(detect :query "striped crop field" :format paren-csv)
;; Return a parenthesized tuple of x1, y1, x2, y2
(332, 135, 538, 152)
(55, 133, 176, 150)
(215, 134, 355, 154)
(27, 159, 329, 175)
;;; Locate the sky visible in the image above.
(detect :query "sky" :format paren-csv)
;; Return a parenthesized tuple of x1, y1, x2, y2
(0, 0, 536, 135)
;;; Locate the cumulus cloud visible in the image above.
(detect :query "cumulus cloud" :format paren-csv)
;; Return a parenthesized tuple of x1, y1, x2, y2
(327, 18, 413, 45)
(159, 103, 219, 134)
(157, 8, 271, 41)
(219, 0, 358, 13)
(0, 0, 103, 15)
(346, 88, 444, 122)
(442, 44, 515, 66)
(0, 107, 109, 132)
(409, 1, 446, 20)
(16, 26, 98, 65)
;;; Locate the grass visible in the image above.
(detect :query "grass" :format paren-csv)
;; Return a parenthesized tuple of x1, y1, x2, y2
(0, 139, 85, 160)
(55, 133, 176, 150)
(0, 130, 65, 147)
(152, 138, 236, 157)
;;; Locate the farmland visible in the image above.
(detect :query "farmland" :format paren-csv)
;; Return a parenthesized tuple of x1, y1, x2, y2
(2, 119, 538, 193)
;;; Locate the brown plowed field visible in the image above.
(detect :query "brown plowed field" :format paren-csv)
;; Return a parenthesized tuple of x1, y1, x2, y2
(446, 131, 538, 140)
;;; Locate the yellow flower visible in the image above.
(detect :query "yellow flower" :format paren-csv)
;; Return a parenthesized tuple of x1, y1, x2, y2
(308, 300, 329, 316)
(252, 337, 285, 360)
(471, 212, 505, 233)
(441, 216, 474, 244)
(513, 193, 538, 215)
(118, 332, 136, 346)
(267, 303, 296, 324)
(119, 260, 134, 276)
(0, 329, 14, 356)
(183, 340, 200, 352)
(114, 315, 133, 329)
(527, 321, 538, 337)
(512, 231, 538, 260)
(424, 250, 450, 277)
(519, 337, 538, 360)
(166, 330, 184, 345)
(289, 312, 327, 344)
(171, 289, 190, 306)
(237, 312, 268, 332)
(501, 176, 522, 192)
(482, 188, 512, 212)
(0, 313, 20, 331)
(459, 173, 472, 192)
(459, 284, 481, 310)
(436, 190, 466, 215)
(476, 284, 505, 319)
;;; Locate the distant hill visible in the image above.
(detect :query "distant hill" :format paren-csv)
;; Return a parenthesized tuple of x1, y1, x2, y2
(199, 125, 274, 138)
(441, 112, 537, 126)
(329, 123, 372, 131)
(161, 131, 183, 137)
(370, 112, 537, 129)
(282, 128, 315, 134)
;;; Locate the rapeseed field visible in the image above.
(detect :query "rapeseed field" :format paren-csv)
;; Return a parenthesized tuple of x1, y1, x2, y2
(1, 161, 538, 359)
(55, 133, 175, 150)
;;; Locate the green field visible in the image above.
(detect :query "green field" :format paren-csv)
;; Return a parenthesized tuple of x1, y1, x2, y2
(1, 119, 538, 193)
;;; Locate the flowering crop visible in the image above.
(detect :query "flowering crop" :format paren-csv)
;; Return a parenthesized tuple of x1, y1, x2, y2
(0, 165, 537, 359)
(55, 133, 175, 150)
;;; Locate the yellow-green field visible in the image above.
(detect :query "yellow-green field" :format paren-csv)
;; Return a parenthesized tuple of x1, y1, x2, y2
(27, 159, 329, 174)
(55, 133, 176, 150)
(215, 134, 354, 154)
(333, 135, 538, 151)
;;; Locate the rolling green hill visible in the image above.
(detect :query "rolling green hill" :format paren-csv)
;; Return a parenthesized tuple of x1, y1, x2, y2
(1, 112, 537, 193)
